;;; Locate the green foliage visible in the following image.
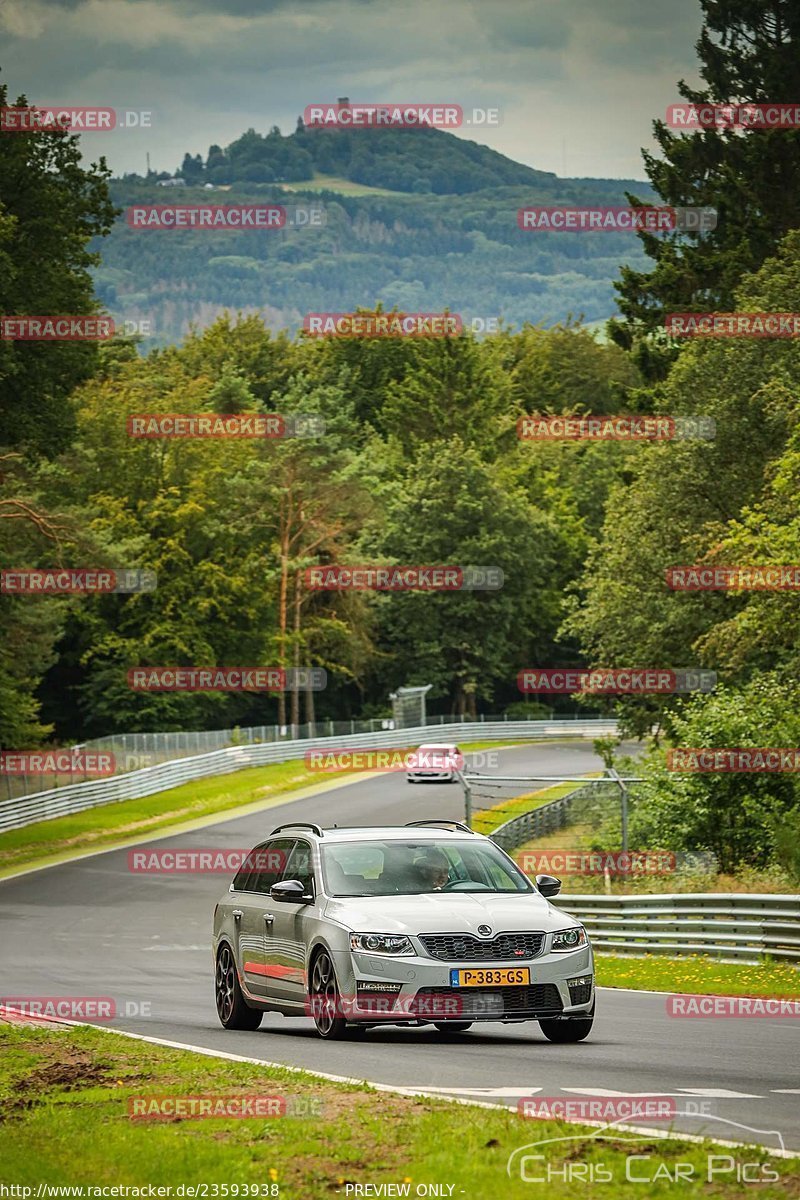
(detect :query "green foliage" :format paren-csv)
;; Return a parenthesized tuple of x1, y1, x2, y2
(0, 79, 116, 456)
(565, 228, 800, 737)
(631, 679, 800, 873)
(614, 0, 800, 341)
(94, 175, 656, 346)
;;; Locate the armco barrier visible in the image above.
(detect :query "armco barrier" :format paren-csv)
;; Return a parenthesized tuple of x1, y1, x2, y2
(489, 784, 605, 851)
(556, 892, 800, 963)
(0, 719, 617, 833)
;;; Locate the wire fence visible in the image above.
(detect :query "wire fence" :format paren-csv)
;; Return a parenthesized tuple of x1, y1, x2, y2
(0, 718, 618, 831)
(1, 709, 606, 802)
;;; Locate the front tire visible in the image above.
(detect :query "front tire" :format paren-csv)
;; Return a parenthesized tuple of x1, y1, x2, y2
(309, 949, 350, 1040)
(539, 1002, 594, 1043)
(215, 943, 262, 1030)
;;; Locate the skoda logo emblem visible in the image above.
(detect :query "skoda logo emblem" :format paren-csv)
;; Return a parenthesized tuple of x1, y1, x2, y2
(477, 925, 492, 937)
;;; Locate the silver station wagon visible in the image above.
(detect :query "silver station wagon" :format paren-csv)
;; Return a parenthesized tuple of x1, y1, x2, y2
(213, 820, 595, 1041)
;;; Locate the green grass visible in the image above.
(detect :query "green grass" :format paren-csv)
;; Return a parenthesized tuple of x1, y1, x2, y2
(0, 759, 342, 878)
(473, 779, 593, 836)
(277, 173, 405, 196)
(514, 818, 800, 894)
(0, 1023, 796, 1197)
(596, 953, 800, 996)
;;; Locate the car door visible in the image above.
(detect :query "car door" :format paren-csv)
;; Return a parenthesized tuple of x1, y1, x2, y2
(234, 838, 294, 999)
(261, 838, 317, 1007)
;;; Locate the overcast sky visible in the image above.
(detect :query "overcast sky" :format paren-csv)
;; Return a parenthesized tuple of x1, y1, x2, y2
(0, 0, 704, 179)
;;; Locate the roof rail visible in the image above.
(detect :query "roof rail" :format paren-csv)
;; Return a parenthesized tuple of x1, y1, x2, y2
(405, 819, 474, 834)
(271, 822, 325, 837)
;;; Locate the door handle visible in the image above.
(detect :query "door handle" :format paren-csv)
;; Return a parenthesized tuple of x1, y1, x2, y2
(263, 912, 275, 929)
(232, 909, 243, 921)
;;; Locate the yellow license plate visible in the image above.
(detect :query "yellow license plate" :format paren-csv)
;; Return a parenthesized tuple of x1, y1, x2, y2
(450, 967, 530, 987)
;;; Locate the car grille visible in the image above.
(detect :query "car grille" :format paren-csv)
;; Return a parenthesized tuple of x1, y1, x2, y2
(419, 931, 545, 961)
(414, 984, 563, 1018)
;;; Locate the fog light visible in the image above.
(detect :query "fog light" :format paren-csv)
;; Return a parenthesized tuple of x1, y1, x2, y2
(356, 980, 402, 993)
(567, 975, 593, 1006)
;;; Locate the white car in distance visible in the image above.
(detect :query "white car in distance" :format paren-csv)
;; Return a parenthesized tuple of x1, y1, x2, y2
(407, 743, 462, 783)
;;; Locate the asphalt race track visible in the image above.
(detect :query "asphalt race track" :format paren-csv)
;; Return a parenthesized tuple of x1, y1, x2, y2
(2, 742, 798, 1152)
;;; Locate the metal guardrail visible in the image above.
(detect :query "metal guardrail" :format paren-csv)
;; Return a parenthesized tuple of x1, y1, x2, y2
(487, 795, 800, 963)
(0, 719, 617, 833)
(557, 893, 800, 963)
(488, 784, 604, 851)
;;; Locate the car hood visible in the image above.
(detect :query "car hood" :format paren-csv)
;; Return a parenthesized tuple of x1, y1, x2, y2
(324, 891, 572, 934)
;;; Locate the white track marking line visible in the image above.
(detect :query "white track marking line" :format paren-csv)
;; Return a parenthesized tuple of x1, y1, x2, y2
(675, 1088, 763, 1098)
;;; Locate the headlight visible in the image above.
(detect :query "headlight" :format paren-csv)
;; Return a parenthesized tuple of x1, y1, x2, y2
(551, 927, 587, 952)
(349, 933, 415, 956)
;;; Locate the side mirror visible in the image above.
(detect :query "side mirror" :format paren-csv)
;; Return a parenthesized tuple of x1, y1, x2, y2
(270, 879, 313, 904)
(535, 873, 562, 898)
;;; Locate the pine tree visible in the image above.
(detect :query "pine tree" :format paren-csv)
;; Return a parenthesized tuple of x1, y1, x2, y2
(612, 0, 800, 363)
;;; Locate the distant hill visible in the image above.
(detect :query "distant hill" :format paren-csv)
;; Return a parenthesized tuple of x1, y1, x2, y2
(96, 122, 655, 346)
(169, 120, 562, 195)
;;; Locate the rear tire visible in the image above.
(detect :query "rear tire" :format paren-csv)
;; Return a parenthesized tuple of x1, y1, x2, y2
(215, 943, 263, 1030)
(433, 1021, 473, 1033)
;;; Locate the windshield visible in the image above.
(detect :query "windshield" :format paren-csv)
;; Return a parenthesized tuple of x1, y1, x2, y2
(321, 838, 533, 897)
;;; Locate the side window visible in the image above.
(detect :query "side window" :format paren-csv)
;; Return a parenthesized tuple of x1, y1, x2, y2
(232, 842, 267, 892)
(250, 838, 295, 895)
(282, 839, 315, 896)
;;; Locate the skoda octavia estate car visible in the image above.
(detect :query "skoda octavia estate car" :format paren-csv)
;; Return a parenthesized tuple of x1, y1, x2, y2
(213, 820, 594, 1041)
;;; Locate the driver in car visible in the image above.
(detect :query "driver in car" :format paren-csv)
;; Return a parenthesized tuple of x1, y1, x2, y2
(411, 848, 450, 891)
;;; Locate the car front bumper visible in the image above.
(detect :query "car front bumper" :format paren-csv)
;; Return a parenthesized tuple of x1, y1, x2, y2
(330, 943, 594, 1023)
(406, 770, 454, 781)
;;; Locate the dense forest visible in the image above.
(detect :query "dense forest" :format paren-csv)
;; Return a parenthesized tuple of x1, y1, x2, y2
(96, 125, 656, 345)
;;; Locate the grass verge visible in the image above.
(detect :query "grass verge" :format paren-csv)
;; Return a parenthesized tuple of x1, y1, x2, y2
(472, 779, 590, 836)
(596, 953, 800, 996)
(513, 818, 800, 894)
(0, 1022, 796, 1197)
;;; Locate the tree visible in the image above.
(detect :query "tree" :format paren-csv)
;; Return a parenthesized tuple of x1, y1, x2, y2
(612, 0, 800, 359)
(365, 440, 565, 716)
(630, 678, 800, 873)
(0, 78, 116, 455)
(566, 228, 800, 736)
